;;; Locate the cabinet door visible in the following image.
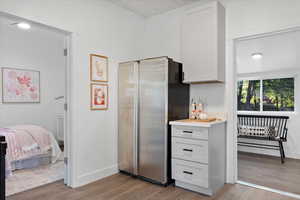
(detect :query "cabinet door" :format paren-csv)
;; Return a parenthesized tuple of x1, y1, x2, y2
(172, 159, 209, 188)
(172, 137, 209, 164)
(181, 2, 222, 83)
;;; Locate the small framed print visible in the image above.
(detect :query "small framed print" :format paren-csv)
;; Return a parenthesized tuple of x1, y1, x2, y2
(90, 83, 108, 110)
(90, 54, 108, 82)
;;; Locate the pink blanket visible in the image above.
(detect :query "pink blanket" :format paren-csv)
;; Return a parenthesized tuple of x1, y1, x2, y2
(0, 125, 52, 175)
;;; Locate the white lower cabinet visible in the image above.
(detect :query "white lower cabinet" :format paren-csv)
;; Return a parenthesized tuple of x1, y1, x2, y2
(172, 159, 209, 188)
(170, 121, 226, 196)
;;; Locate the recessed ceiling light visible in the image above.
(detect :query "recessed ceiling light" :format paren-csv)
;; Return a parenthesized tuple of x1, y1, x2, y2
(251, 53, 263, 60)
(17, 22, 31, 30)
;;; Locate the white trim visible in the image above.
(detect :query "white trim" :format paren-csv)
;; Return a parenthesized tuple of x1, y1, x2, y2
(64, 33, 74, 187)
(237, 70, 299, 80)
(237, 111, 297, 116)
(225, 39, 238, 183)
(237, 181, 300, 199)
(232, 40, 238, 183)
(75, 165, 118, 188)
(260, 79, 263, 112)
(234, 26, 300, 42)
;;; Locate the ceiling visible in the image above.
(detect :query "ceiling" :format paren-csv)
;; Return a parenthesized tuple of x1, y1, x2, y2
(236, 30, 300, 75)
(0, 13, 68, 35)
(110, 0, 201, 17)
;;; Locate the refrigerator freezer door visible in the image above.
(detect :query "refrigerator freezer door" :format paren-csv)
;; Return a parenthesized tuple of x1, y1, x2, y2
(138, 57, 168, 184)
(118, 62, 139, 175)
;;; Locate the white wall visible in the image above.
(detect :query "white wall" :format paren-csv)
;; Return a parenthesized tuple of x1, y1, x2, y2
(0, 0, 145, 187)
(0, 18, 65, 139)
(140, 0, 300, 182)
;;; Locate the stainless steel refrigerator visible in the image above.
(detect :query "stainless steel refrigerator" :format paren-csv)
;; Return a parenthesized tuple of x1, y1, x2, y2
(118, 57, 189, 185)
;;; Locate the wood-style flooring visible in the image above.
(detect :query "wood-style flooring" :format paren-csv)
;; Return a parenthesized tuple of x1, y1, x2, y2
(238, 152, 300, 195)
(7, 173, 297, 200)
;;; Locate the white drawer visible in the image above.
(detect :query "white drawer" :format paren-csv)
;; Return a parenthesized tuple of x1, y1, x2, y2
(172, 126, 208, 140)
(172, 137, 208, 163)
(172, 159, 209, 188)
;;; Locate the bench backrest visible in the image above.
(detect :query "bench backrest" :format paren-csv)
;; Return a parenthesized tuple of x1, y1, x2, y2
(237, 115, 289, 139)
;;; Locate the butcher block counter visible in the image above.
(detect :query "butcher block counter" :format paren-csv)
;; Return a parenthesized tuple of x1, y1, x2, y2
(169, 119, 226, 128)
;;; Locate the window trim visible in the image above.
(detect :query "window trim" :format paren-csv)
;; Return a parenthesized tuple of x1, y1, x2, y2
(237, 76, 296, 113)
(237, 110, 297, 116)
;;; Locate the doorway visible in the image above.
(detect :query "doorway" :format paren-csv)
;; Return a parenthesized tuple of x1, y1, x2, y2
(234, 27, 300, 197)
(0, 12, 72, 196)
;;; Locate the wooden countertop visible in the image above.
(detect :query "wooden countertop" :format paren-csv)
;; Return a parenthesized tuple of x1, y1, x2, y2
(169, 118, 226, 127)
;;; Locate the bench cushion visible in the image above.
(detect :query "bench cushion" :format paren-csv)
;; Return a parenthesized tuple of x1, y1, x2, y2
(238, 125, 278, 138)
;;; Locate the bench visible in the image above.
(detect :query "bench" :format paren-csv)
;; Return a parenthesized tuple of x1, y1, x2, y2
(237, 115, 289, 164)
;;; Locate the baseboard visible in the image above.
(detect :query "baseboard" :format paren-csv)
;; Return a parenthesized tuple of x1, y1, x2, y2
(237, 180, 300, 199)
(175, 180, 213, 196)
(238, 148, 280, 157)
(286, 153, 300, 160)
(238, 149, 300, 160)
(74, 165, 118, 187)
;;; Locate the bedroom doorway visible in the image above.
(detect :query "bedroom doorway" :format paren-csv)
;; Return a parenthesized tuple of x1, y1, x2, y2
(234, 27, 300, 198)
(0, 12, 72, 196)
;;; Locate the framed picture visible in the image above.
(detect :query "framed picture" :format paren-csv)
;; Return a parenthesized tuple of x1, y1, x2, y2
(2, 68, 40, 103)
(90, 83, 108, 110)
(90, 54, 108, 82)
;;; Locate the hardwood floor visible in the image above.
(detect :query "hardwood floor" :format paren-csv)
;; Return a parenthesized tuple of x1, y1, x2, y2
(238, 152, 300, 195)
(7, 173, 297, 200)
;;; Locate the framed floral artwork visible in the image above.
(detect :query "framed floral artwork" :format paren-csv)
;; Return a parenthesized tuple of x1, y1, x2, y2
(90, 83, 108, 110)
(90, 54, 108, 82)
(2, 68, 40, 103)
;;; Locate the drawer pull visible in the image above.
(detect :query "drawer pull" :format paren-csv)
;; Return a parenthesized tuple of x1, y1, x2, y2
(183, 131, 193, 134)
(183, 171, 193, 175)
(183, 148, 193, 152)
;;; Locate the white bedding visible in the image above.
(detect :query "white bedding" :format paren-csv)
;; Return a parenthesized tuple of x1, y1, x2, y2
(0, 125, 62, 176)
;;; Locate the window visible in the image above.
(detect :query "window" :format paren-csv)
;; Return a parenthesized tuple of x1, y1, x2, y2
(237, 80, 260, 111)
(237, 78, 295, 112)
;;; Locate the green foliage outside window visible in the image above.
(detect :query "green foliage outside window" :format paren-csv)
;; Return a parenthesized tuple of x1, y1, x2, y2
(237, 80, 260, 111)
(263, 78, 294, 111)
(237, 78, 294, 112)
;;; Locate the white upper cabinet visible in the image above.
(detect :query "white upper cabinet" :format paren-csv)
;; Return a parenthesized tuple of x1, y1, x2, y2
(181, 2, 225, 83)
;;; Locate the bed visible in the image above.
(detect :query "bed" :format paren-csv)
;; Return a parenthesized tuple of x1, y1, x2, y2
(0, 125, 62, 177)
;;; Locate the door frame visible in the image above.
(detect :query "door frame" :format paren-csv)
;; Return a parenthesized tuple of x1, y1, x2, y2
(64, 33, 73, 187)
(0, 11, 74, 187)
(232, 26, 300, 199)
